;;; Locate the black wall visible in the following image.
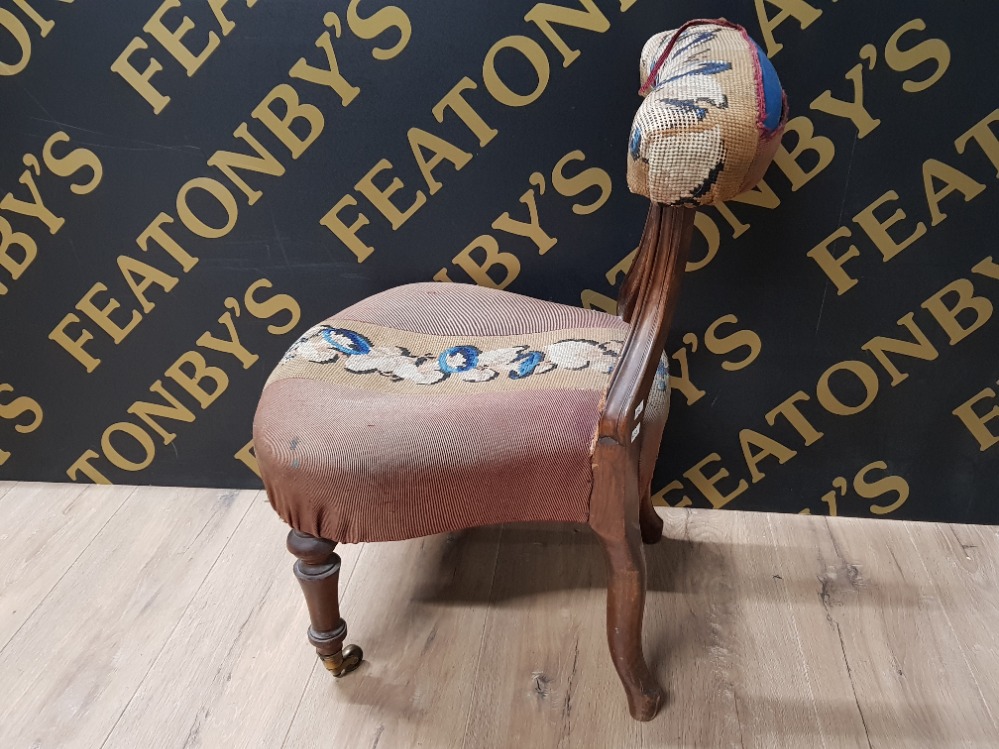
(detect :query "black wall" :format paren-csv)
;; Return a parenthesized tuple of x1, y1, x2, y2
(2, 0, 997, 522)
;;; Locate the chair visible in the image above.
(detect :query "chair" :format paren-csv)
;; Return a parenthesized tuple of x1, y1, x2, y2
(253, 18, 786, 721)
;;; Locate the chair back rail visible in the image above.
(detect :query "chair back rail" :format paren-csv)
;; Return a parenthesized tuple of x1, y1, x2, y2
(616, 205, 660, 324)
(600, 203, 695, 447)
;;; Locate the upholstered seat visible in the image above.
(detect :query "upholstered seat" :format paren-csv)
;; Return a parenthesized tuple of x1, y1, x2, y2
(255, 281, 669, 543)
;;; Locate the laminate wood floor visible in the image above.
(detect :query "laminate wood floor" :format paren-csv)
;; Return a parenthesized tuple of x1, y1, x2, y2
(0, 481, 996, 748)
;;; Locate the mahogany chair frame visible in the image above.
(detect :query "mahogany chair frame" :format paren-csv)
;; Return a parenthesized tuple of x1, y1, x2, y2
(286, 202, 696, 721)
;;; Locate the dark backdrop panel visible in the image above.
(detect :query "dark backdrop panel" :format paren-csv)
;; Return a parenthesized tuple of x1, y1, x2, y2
(1, 0, 997, 522)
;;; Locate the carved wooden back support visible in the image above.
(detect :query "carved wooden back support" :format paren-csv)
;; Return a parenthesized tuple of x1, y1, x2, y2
(599, 203, 696, 448)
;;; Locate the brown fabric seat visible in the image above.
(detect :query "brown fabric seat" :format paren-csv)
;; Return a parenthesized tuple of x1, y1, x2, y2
(254, 282, 669, 543)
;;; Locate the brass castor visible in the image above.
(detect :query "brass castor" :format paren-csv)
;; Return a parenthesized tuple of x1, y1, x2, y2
(320, 644, 364, 677)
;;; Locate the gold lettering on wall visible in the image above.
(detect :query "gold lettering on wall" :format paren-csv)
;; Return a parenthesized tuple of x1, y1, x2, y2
(953, 386, 999, 451)
(660, 253, 999, 511)
(234, 439, 260, 477)
(0, 384, 43, 469)
(111, 0, 262, 113)
(318, 3, 619, 263)
(66, 279, 302, 482)
(1, 0, 990, 521)
(57, 7, 395, 371)
(429, 150, 612, 285)
(812, 462, 911, 517)
(753, 0, 822, 58)
(0, 133, 104, 296)
(0, 0, 64, 78)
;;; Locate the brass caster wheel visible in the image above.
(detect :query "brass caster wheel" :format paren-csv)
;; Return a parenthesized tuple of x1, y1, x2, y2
(320, 644, 364, 677)
(337, 644, 363, 677)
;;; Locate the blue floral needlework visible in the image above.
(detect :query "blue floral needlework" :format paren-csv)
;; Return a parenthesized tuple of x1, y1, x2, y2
(631, 24, 736, 203)
(281, 325, 632, 386)
(654, 360, 669, 392)
(629, 125, 643, 159)
(438, 345, 480, 374)
(321, 328, 371, 356)
(648, 26, 732, 121)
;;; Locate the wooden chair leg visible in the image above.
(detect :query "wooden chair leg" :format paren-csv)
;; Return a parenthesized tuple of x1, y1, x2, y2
(639, 491, 664, 545)
(286, 529, 363, 677)
(595, 528, 664, 721)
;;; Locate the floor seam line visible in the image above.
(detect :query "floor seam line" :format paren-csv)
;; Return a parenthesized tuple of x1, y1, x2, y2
(774, 515, 827, 749)
(279, 659, 320, 749)
(97, 489, 258, 749)
(905, 522, 999, 734)
(0, 484, 137, 659)
(459, 526, 504, 749)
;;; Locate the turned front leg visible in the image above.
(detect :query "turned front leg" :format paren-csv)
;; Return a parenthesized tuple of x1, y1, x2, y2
(286, 529, 363, 677)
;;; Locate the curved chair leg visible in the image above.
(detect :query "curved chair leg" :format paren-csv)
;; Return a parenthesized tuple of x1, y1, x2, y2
(286, 530, 363, 677)
(595, 528, 664, 721)
(639, 491, 664, 545)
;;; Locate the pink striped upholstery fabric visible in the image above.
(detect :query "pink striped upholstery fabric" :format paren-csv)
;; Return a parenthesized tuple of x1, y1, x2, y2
(254, 282, 669, 543)
(337, 282, 618, 335)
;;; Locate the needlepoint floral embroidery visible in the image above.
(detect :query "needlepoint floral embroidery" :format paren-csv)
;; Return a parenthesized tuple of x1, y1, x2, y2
(627, 20, 787, 207)
(277, 324, 664, 388)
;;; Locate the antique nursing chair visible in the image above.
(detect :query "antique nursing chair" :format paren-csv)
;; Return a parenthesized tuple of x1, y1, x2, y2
(254, 19, 786, 721)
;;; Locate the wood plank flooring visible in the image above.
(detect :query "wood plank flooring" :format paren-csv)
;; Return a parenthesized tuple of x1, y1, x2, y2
(0, 481, 996, 748)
